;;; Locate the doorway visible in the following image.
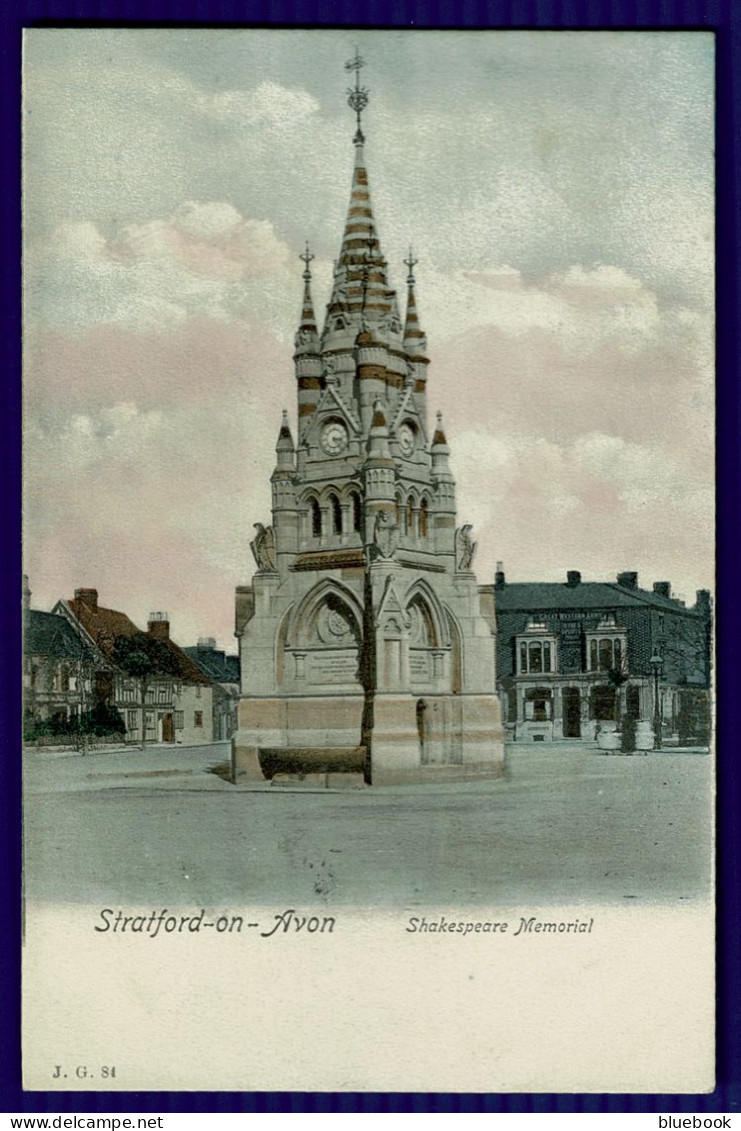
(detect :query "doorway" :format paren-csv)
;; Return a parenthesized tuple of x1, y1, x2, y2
(161, 713, 175, 743)
(563, 688, 581, 738)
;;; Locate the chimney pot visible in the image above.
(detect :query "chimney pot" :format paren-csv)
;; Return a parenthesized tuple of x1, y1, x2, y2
(617, 571, 638, 590)
(653, 581, 671, 598)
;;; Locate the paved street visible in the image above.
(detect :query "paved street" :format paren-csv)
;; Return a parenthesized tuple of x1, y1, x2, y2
(23, 741, 712, 908)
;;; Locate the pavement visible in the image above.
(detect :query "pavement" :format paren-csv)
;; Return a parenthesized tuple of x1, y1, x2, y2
(23, 740, 712, 909)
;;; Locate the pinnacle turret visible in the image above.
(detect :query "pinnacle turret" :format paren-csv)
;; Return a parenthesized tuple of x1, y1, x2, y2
(403, 249, 427, 357)
(294, 243, 319, 355)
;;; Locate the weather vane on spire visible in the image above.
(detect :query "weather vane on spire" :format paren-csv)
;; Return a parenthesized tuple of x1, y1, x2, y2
(300, 242, 314, 281)
(345, 48, 369, 144)
(404, 248, 418, 286)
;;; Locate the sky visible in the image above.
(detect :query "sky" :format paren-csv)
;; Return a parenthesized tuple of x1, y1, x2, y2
(23, 29, 714, 651)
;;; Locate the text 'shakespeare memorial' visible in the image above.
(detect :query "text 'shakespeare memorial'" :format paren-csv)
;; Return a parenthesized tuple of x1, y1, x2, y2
(231, 55, 505, 785)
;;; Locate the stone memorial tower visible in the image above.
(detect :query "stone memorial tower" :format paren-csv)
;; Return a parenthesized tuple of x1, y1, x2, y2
(232, 54, 505, 784)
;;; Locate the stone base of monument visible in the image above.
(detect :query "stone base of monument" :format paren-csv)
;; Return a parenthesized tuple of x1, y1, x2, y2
(231, 692, 505, 786)
(369, 692, 505, 786)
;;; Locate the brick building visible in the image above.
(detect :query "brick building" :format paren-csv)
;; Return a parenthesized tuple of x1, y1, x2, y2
(495, 568, 712, 746)
(53, 589, 214, 745)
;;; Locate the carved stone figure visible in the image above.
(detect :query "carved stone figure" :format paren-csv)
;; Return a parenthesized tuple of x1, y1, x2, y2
(250, 523, 277, 572)
(372, 508, 400, 560)
(456, 524, 477, 571)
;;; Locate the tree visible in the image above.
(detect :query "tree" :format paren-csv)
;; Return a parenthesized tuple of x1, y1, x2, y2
(606, 664, 630, 728)
(112, 633, 181, 748)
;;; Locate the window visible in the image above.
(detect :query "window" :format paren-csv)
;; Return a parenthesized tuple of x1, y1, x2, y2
(196, 684, 202, 699)
(587, 635, 626, 672)
(525, 688, 552, 721)
(419, 498, 429, 538)
(174, 711, 184, 730)
(310, 498, 322, 539)
(518, 630, 555, 675)
(330, 493, 342, 535)
(194, 711, 203, 728)
(122, 682, 136, 703)
(59, 665, 70, 693)
(406, 496, 414, 534)
(351, 492, 362, 533)
(146, 686, 155, 703)
(157, 684, 169, 703)
(395, 493, 405, 533)
(126, 710, 138, 731)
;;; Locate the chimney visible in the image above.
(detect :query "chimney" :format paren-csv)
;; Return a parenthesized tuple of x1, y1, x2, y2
(653, 581, 671, 598)
(616, 572, 638, 590)
(148, 611, 170, 641)
(74, 588, 98, 611)
(566, 570, 581, 587)
(22, 574, 31, 613)
(494, 561, 505, 588)
(695, 589, 712, 618)
(198, 636, 217, 650)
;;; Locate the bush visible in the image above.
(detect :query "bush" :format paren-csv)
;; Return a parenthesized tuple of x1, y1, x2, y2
(620, 713, 637, 753)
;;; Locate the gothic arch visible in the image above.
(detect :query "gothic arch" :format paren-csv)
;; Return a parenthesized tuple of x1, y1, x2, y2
(286, 577, 364, 650)
(403, 579, 449, 649)
(275, 604, 294, 686)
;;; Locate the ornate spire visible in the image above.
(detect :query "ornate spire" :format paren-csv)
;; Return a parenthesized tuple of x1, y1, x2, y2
(295, 242, 319, 353)
(403, 247, 427, 356)
(322, 54, 401, 344)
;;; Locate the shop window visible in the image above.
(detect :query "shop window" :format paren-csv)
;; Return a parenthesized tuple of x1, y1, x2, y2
(525, 688, 552, 721)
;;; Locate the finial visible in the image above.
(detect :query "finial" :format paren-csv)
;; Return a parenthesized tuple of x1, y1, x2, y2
(437, 410, 443, 425)
(281, 409, 289, 426)
(300, 242, 314, 282)
(345, 48, 369, 145)
(404, 247, 418, 286)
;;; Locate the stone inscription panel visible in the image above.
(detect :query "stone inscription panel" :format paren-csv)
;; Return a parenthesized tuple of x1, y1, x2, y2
(410, 651, 431, 681)
(308, 650, 359, 685)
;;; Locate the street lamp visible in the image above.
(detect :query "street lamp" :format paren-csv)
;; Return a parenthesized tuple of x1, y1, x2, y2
(649, 651, 663, 750)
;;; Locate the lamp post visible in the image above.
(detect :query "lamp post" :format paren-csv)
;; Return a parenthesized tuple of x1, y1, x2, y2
(650, 651, 663, 750)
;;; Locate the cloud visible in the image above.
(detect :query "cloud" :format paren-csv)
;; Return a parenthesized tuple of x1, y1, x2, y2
(25, 204, 300, 334)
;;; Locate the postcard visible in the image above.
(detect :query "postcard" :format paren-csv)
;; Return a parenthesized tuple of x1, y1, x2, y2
(21, 29, 714, 1093)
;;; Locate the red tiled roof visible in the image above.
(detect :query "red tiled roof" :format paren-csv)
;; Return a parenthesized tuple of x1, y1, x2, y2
(67, 599, 211, 685)
(68, 598, 139, 658)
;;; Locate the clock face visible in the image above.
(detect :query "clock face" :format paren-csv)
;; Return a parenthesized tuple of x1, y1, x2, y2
(320, 420, 349, 456)
(398, 423, 415, 456)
